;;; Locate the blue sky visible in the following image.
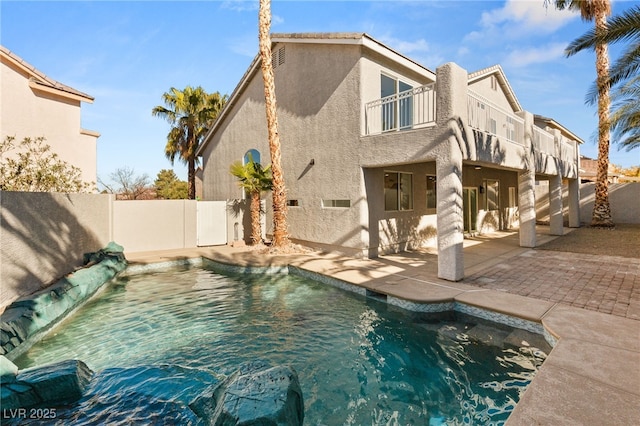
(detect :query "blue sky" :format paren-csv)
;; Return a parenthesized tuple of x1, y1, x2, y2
(2, 0, 639, 182)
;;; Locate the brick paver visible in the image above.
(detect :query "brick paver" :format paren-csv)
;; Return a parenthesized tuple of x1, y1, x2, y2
(464, 249, 640, 320)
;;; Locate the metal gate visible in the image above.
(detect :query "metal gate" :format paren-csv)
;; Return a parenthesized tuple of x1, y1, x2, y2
(197, 201, 227, 246)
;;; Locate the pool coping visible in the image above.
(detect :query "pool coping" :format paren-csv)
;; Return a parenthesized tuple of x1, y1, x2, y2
(125, 247, 640, 424)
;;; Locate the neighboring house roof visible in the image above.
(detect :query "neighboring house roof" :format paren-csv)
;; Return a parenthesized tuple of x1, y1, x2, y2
(196, 32, 436, 157)
(468, 64, 522, 113)
(0, 45, 94, 103)
(534, 114, 584, 144)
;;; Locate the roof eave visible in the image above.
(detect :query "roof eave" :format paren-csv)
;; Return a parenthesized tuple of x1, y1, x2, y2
(197, 54, 262, 157)
(535, 114, 584, 144)
(28, 80, 94, 103)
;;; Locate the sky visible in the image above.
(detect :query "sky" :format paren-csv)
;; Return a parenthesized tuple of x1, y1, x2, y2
(2, 0, 639, 183)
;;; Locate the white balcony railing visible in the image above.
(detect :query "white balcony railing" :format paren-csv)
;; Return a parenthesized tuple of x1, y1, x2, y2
(561, 139, 576, 164)
(533, 126, 577, 164)
(533, 126, 555, 156)
(365, 83, 436, 135)
(467, 90, 524, 145)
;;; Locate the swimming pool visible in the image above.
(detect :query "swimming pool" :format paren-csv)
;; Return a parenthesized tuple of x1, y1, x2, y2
(13, 263, 550, 425)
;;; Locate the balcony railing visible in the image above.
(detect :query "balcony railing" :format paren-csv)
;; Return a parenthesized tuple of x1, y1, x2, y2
(467, 90, 524, 145)
(561, 139, 576, 164)
(365, 83, 436, 135)
(533, 126, 555, 156)
(533, 127, 577, 164)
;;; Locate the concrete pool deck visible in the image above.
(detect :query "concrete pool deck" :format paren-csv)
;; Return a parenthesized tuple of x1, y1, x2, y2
(127, 229, 640, 425)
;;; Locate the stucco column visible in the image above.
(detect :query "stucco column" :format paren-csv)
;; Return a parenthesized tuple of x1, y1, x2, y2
(568, 178, 580, 227)
(517, 111, 536, 248)
(548, 129, 564, 236)
(435, 63, 468, 281)
(549, 171, 564, 235)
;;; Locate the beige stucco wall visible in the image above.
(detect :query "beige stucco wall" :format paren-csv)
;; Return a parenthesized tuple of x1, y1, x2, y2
(1, 56, 98, 185)
(0, 191, 112, 308)
(112, 200, 198, 253)
(202, 42, 369, 252)
(535, 182, 639, 225)
(580, 183, 640, 224)
(1, 194, 236, 309)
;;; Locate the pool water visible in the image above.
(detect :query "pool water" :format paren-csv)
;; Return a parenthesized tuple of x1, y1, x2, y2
(13, 265, 550, 425)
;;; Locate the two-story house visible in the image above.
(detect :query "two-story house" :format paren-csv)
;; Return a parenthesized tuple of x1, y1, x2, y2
(197, 33, 582, 281)
(0, 45, 99, 186)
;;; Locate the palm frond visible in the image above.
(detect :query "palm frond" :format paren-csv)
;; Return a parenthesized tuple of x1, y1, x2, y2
(566, 6, 640, 56)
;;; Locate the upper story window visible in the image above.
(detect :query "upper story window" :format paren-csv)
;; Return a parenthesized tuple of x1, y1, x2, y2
(243, 149, 261, 165)
(381, 74, 413, 131)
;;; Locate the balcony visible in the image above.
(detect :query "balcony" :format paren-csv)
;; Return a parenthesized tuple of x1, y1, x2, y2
(467, 90, 524, 146)
(364, 83, 436, 135)
(534, 126, 577, 164)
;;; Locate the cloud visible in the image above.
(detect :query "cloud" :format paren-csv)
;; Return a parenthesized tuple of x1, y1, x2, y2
(221, 0, 258, 13)
(465, 0, 578, 43)
(503, 42, 568, 68)
(272, 14, 284, 26)
(481, 0, 577, 33)
(381, 37, 430, 54)
(227, 34, 258, 57)
(377, 35, 444, 68)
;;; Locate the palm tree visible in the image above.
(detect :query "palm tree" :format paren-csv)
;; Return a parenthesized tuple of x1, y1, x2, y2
(548, 0, 613, 227)
(152, 86, 227, 199)
(258, 0, 290, 247)
(230, 158, 273, 245)
(565, 5, 640, 152)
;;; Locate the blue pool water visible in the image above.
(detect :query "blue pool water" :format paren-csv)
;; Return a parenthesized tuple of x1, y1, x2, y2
(13, 264, 550, 425)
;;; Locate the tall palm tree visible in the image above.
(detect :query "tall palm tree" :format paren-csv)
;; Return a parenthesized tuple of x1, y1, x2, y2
(152, 86, 227, 199)
(258, 0, 290, 248)
(549, 0, 613, 227)
(566, 5, 640, 152)
(230, 158, 273, 245)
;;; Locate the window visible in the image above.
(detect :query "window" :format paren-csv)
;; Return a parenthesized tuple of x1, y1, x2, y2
(484, 179, 500, 211)
(426, 175, 437, 209)
(322, 199, 350, 208)
(243, 149, 260, 165)
(381, 74, 413, 131)
(384, 172, 413, 211)
(287, 200, 300, 207)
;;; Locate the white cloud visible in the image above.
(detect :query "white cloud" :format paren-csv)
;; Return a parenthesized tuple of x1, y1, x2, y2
(221, 0, 258, 13)
(378, 35, 443, 67)
(504, 42, 568, 67)
(272, 14, 284, 26)
(466, 0, 578, 43)
(228, 34, 258, 57)
(382, 37, 430, 54)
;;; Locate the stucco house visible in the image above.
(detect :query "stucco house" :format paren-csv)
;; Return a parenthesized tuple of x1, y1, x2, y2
(0, 45, 99, 185)
(197, 33, 582, 281)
